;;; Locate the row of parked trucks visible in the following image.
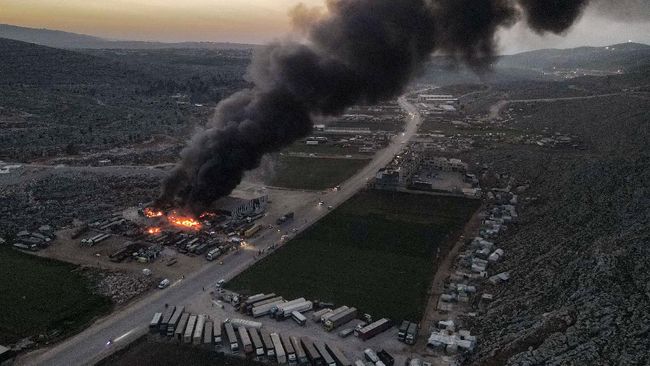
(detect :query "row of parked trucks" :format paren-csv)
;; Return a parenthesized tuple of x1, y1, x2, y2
(397, 321, 419, 345)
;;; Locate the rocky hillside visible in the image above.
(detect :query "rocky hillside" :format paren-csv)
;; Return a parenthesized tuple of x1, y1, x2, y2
(466, 73, 650, 365)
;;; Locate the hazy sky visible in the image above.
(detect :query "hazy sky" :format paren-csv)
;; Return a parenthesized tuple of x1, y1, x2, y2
(1, 0, 649, 52)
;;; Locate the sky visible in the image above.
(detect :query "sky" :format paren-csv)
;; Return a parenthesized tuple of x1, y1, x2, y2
(1, 0, 649, 53)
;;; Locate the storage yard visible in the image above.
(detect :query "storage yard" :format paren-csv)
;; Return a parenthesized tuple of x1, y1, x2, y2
(227, 190, 480, 322)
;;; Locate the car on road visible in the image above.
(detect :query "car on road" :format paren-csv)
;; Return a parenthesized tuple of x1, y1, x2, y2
(158, 278, 170, 289)
(327, 205, 333, 210)
(318, 201, 324, 206)
(216, 279, 226, 288)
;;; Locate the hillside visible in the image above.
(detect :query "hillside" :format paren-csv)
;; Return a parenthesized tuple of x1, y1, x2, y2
(0, 23, 255, 50)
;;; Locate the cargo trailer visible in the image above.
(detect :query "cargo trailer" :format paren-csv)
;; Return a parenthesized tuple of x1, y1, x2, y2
(364, 349, 379, 363)
(247, 296, 284, 314)
(193, 315, 206, 345)
(281, 334, 296, 365)
(272, 298, 306, 317)
(314, 341, 336, 366)
(326, 343, 352, 366)
(167, 306, 185, 336)
(149, 312, 162, 332)
(228, 318, 263, 330)
(174, 313, 190, 341)
(244, 293, 278, 311)
(405, 323, 418, 345)
(252, 300, 286, 317)
(238, 326, 253, 354)
(290, 336, 308, 365)
(313, 308, 332, 322)
(203, 321, 213, 346)
(355, 318, 392, 340)
(249, 328, 265, 356)
(159, 306, 176, 334)
(377, 350, 395, 366)
(280, 301, 313, 318)
(321, 306, 349, 323)
(261, 330, 275, 358)
(301, 337, 323, 366)
(291, 311, 307, 326)
(242, 293, 268, 307)
(184, 315, 197, 344)
(397, 321, 409, 341)
(324, 307, 357, 331)
(271, 333, 286, 364)
(213, 321, 223, 346)
(224, 322, 239, 352)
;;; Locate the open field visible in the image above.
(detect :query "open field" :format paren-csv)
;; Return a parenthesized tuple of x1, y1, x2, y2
(268, 156, 370, 190)
(0, 246, 112, 344)
(228, 190, 480, 321)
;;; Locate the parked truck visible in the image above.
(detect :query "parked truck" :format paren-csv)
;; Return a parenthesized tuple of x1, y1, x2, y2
(167, 306, 185, 336)
(184, 315, 197, 344)
(313, 308, 332, 322)
(228, 318, 263, 330)
(224, 322, 239, 352)
(174, 313, 190, 342)
(261, 330, 276, 358)
(397, 320, 410, 342)
(291, 336, 308, 365)
(377, 350, 395, 366)
(238, 326, 253, 354)
(291, 311, 307, 326)
(405, 323, 419, 345)
(302, 337, 323, 366)
(243, 293, 277, 310)
(324, 307, 358, 331)
(213, 321, 223, 346)
(206, 248, 221, 261)
(355, 318, 392, 340)
(282, 334, 297, 365)
(271, 333, 286, 364)
(252, 300, 285, 317)
(280, 301, 313, 319)
(244, 224, 263, 238)
(326, 343, 352, 366)
(272, 298, 306, 317)
(193, 315, 206, 345)
(159, 306, 176, 334)
(321, 306, 349, 323)
(247, 296, 284, 314)
(149, 312, 162, 332)
(203, 321, 213, 346)
(249, 328, 265, 357)
(314, 341, 336, 366)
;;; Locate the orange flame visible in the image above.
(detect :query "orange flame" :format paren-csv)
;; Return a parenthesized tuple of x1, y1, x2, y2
(147, 227, 161, 234)
(143, 207, 163, 218)
(199, 212, 216, 219)
(168, 212, 201, 230)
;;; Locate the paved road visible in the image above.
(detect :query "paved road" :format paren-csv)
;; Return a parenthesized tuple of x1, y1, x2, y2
(19, 96, 422, 366)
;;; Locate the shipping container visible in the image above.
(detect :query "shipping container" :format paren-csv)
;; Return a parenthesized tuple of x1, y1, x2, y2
(281, 334, 296, 365)
(326, 343, 352, 366)
(249, 328, 265, 356)
(238, 326, 253, 354)
(290, 336, 308, 365)
(280, 301, 313, 318)
(167, 306, 185, 336)
(224, 322, 239, 352)
(174, 313, 190, 341)
(301, 337, 323, 366)
(355, 318, 392, 340)
(314, 341, 336, 366)
(261, 330, 276, 358)
(243, 293, 278, 311)
(184, 315, 197, 344)
(291, 311, 307, 326)
(324, 307, 357, 331)
(271, 333, 286, 364)
(149, 312, 162, 332)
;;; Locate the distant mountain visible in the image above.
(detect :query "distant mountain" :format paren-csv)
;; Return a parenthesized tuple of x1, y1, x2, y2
(497, 42, 650, 73)
(0, 24, 255, 50)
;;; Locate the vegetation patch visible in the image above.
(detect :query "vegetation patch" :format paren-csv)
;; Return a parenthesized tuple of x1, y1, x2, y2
(228, 190, 480, 321)
(268, 156, 369, 190)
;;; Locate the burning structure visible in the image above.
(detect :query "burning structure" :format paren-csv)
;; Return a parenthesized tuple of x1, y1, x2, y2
(158, 0, 592, 214)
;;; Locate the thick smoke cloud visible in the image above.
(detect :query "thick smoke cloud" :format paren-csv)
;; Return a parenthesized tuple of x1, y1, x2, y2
(158, 0, 593, 214)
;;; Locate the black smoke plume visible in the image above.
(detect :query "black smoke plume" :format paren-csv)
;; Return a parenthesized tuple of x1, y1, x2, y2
(158, 0, 592, 214)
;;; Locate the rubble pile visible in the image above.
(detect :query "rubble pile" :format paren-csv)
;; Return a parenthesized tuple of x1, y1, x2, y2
(88, 269, 157, 305)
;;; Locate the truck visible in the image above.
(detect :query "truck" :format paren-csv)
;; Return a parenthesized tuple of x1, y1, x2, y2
(174, 313, 190, 342)
(291, 311, 307, 326)
(249, 328, 265, 357)
(238, 326, 253, 354)
(324, 307, 357, 331)
(224, 322, 239, 352)
(243, 293, 275, 307)
(261, 330, 276, 358)
(314, 341, 336, 366)
(228, 318, 263, 330)
(167, 306, 185, 336)
(159, 306, 176, 334)
(377, 350, 395, 366)
(313, 308, 332, 322)
(280, 301, 313, 318)
(291, 336, 308, 365)
(247, 296, 284, 314)
(193, 314, 206, 345)
(206, 248, 221, 261)
(276, 212, 295, 225)
(405, 323, 419, 345)
(271, 333, 286, 364)
(252, 300, 286, 317)
(326, 343, 352, 366)
(355, 318, 392, 340)
(213, 321, 223, 346)
(364, 349, 379, 363)
(321, 306, 349, 323)
(282, 334, 297, 365)
(149, 312, 162, 332)
(184, 315, 197, 344)
(301, 337, 323, 366)
(244, 224, 262, 238)
(397, 320, 410, 342)
(272, 298, 306, 317)
(203, 321, 213, 346)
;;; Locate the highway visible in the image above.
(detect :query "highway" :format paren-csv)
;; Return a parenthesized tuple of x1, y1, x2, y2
(18, 96, 421, 366)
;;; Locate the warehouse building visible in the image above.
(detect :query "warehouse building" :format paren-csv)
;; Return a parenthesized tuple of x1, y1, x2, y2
(212, 191, 268, 219)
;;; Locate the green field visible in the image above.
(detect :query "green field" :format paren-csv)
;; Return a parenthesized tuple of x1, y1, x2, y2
(228, 190, 480, 321)
(268, 156, 370, 190)
(0, 247, 112, 344)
